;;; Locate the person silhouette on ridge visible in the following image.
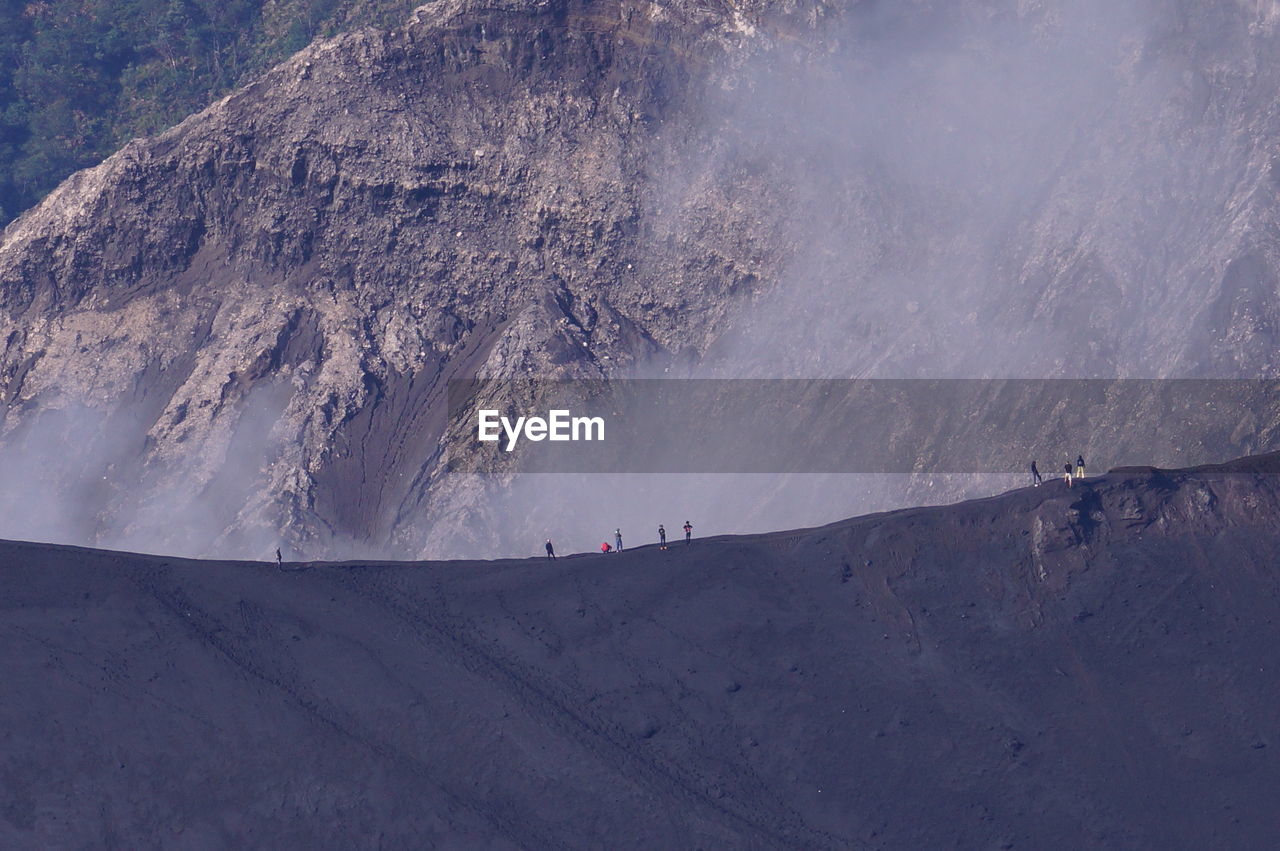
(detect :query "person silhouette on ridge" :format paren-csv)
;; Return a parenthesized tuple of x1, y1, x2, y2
(545, 539, 556, 560)
(658, 524, 667, 549)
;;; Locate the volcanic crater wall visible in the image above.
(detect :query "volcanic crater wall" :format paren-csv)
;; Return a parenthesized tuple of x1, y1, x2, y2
(3, 0, 1280, 558)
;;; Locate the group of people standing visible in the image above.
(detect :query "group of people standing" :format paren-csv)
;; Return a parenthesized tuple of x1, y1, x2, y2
(542, 456, 1092, 564)
(541, 454, 1093, 562)
(653, 521, 692, 550)
(1030, 455, 1087, 488)
(544, 521, 693, 559)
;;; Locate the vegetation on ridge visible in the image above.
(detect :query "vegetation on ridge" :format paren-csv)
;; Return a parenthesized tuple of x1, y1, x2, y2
(0, 0, 417, 228)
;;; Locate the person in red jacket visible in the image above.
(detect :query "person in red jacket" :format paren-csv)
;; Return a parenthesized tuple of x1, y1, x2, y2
(600, 542, 612, 554)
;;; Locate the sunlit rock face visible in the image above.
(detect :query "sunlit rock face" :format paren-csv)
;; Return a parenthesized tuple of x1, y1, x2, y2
(2, 0, 1280, 558)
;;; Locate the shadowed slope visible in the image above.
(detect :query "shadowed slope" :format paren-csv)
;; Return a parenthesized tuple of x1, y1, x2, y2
(2, 455, 1279, 847)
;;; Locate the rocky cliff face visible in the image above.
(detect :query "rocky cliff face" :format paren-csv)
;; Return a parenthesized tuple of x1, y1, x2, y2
(2, 0, 1280, 558)
(0, 0, 796, 556)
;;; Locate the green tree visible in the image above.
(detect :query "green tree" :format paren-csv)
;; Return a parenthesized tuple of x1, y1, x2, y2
(0, 0, 417, 230)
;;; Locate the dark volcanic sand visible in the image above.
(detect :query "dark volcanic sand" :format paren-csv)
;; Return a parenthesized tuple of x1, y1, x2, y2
(3, 456, 1279, 848)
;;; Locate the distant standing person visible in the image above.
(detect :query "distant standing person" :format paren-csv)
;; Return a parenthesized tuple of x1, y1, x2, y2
(275, 547, 282, 567)
(683, 520, 693, 545)
(1064, 463, 1073, 487)
(615, 528, 623, 552)
(545, 539, 556, 560)
(1031, 461, 1042, 486)
(658, 524, 667, 549)
(1075, 454, 1086, 480)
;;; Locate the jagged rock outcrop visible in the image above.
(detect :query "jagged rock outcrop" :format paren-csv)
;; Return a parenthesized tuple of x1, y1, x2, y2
(0, 0, 804, 556)
(3, 0, 1280, 558)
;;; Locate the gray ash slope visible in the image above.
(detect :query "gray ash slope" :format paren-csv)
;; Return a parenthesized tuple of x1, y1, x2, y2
(6, 0, 1280, 559)
(3, 454, 1279, 848)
